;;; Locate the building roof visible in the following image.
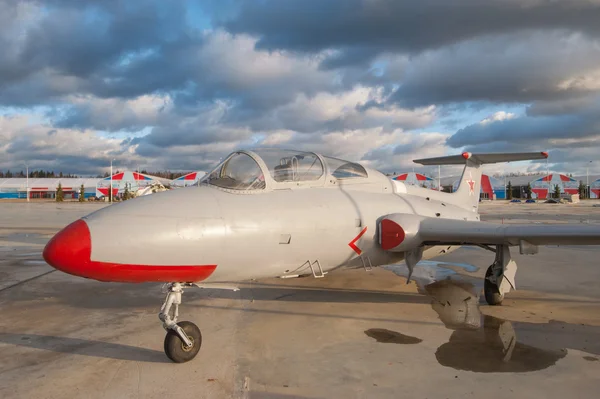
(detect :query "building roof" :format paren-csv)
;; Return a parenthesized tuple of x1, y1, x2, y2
(171, 171, 207, 186)
(100, 171, 172, 186)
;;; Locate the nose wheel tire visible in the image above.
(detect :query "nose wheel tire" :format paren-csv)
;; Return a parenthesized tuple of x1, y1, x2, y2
(484, 265, 504, 306)
(164, 321, 202, 363)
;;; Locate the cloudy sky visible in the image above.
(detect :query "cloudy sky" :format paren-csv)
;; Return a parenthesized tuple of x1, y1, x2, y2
(1, 0, 600, 177)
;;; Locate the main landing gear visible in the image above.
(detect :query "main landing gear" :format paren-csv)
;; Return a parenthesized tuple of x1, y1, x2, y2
(483, 245, 518, 306)
(159, 283, 201, 363)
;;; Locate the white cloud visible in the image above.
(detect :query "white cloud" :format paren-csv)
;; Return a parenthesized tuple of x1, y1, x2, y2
(0, 114, 133, 174)
(480, 111, 516, 125)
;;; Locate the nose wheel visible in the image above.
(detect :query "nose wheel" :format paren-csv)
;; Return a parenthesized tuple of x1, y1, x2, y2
(164, 321, 202, 363)
(159, 283, 202, 363)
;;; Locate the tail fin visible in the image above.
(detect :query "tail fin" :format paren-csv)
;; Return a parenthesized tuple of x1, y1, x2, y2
(413, 151, 548, 211)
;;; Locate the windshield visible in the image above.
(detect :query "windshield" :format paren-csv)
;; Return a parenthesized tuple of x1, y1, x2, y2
(252, 149, 324, 182)
(204, 152, 265, 190)
(323, 156, 368, 179)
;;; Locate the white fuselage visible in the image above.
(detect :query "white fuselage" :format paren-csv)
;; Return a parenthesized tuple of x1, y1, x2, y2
(82, 175, 476, 283)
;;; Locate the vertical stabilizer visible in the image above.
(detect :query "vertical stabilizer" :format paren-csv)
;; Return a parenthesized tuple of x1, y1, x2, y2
(454, 158, 482, 212)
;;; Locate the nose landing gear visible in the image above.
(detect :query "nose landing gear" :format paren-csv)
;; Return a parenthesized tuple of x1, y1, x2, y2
(159, 282, 201, 363)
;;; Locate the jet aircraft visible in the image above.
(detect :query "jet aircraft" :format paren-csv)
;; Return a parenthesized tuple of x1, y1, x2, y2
(43, 149, 600, 362)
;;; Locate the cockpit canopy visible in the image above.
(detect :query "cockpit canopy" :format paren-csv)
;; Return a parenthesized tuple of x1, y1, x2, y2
(203, 149, 368, 191)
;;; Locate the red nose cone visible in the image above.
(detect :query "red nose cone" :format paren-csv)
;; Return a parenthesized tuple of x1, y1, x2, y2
(43, 219, 91, 277)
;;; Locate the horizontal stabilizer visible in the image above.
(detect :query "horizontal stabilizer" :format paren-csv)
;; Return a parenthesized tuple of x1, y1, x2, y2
(414, 152, 548, 166)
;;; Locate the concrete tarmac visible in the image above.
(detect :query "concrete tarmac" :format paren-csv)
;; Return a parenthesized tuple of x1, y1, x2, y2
(0, 201, 599, 399)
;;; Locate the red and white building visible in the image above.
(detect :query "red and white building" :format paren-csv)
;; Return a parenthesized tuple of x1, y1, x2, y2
(171, 171, 207, 187)
(393, 172, 438, 190)
(96, 171, 169, 198)
(529, 174, 579, 199)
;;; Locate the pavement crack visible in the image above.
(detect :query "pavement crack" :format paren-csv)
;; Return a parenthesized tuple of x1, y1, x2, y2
(0, 270, 56, 293)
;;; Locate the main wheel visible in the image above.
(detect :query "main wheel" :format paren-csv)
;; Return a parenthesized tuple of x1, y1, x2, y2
(484, 266, 504, 306)
(164, 321, 202, 363)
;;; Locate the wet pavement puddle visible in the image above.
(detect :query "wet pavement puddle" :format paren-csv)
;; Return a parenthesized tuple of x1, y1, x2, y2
(377, 261, 600, 373)
(364, 329, 422, 344)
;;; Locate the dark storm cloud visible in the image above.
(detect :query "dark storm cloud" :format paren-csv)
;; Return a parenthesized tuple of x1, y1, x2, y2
(526, 97, 599, 117)
(389, 31, 600, 107)
(0, 0, 191, 105)
(448, 112, 599, 148)
(447, 98, 600, 149)
(224, 0, 600, 57)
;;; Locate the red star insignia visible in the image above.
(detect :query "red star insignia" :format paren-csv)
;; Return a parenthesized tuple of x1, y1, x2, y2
(467, 179, 475, 194)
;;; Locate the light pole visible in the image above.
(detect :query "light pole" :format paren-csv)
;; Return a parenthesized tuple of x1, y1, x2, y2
(546, 156, 550, 199)
(110, 158, 116, 202)
(587, 161, 592, 199)
(23, 163, 29, 202)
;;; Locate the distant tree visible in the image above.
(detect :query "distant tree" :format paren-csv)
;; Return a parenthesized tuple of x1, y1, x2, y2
(6, 170, 12, 178)
(122, 183, 134, 201)
(578, 181, 586, 199)
(507, 181, 513, 200)
(78, 184, 85, 202)
(526, 183, 532, 199)
(553, 184, 561, 199)
(56, 183, 64, 202)
(59, 172, 63, 178)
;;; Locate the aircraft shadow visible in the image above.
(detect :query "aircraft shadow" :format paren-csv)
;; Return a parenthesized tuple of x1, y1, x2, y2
(200, 286, 430, 304)
(249, 393, 322, 399)
(0, 333, 168, 363)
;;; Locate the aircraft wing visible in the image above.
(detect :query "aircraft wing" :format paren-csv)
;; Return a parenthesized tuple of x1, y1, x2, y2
(417, 218, 600, 247)
(379, 214, 600, 253)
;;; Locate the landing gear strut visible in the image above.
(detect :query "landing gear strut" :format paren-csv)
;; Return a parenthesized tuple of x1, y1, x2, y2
(484, 245, 517, 306)
(159, 283, 202, 363)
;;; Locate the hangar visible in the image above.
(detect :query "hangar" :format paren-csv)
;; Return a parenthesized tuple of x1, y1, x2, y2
(96, 171, 170, 198)
(0, 171, 169, 200)
(170, 171, 207, 187)
(529, 174, 579, 199)
(393, 172, 438, 190)
(0, 178, 100, 199)
(592, 180, 600, 199)
(439, 172, 599, 200)
(451, 174, 506, 199)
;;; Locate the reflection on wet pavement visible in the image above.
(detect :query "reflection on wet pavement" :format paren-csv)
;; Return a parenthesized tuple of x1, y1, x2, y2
(384, 260, 480, 286)
(364, 329, 422, 344)
(422, 277, 600, 373)
(436, 314, 566, 372)
(384, 259, 600, 373)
